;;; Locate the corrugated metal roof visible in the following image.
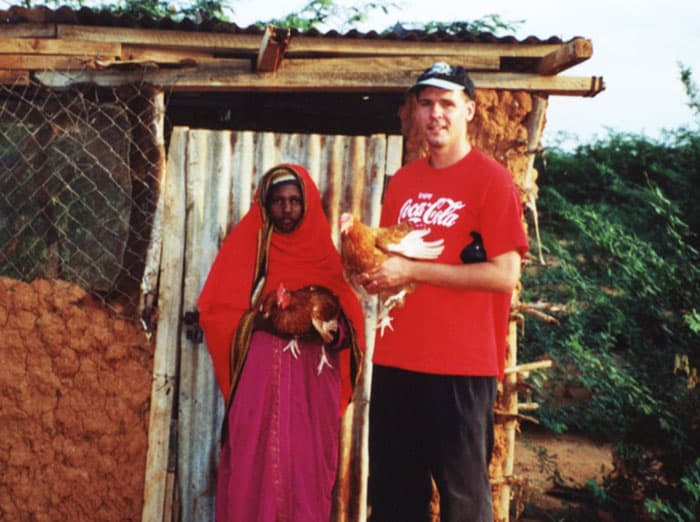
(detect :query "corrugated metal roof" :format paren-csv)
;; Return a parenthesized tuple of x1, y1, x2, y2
(0, 4, 568, 45)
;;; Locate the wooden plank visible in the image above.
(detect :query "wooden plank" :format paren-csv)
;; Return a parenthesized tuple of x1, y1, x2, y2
(537, 38, 593, 75)
(34, 62, 604, 97)
(0, 69, 30, 85)
(57, 24, 262, 52)
(231, 131, 256, 224)
(176, 129, 230, 522)
(141, 123, 186, 522)
(256, 24, 290, 73)
(504, 360, 553, 375)
(288, 36, 567, 59)
(34, 59, 247, 86)
(471, 72, 605, 97)
(0, 37, 120, 56)
(122, 44, 215, 63)
(0, 23, 56, 38)
(75, 52, 496, 74)
(282, 55, 500, 73)
(0, 54, 98, 69)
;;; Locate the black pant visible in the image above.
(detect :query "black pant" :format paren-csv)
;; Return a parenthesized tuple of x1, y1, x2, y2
(368, 365, 496, 522)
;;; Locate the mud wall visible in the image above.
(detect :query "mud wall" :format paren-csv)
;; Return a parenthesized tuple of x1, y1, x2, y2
(470, 90, 535, 182)
(0, 277, 154, 521)
(476, 89, 541, 522)
(400, 89, 536, 176)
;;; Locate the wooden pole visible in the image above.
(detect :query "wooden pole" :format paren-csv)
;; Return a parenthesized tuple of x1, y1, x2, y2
(504, 360, 553, 375)
(496, 321, 520, 522)
(498, 94, 549, 521)
(346, 298, 378, 521)
(141, 124, 187, 522)
(522, 95, 548, 265)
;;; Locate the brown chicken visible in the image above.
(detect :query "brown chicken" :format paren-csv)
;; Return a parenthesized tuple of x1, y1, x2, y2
(339, 212, 444, 335)
(260, 282, 341, 372)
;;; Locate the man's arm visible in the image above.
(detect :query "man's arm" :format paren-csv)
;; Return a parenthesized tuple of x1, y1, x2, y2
(362, 250, 522, 294)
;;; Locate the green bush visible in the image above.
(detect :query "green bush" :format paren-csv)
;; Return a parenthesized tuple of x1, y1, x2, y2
(521, 130, 700, 518)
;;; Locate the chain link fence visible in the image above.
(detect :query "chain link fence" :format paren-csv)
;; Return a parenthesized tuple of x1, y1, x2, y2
(0, 77, 164, 320)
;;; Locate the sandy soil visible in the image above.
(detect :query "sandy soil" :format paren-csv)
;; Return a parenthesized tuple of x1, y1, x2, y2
(514, 426, 614, 520)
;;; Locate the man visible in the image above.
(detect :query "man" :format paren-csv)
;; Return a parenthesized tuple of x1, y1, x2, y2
(362, 62, 529, 521)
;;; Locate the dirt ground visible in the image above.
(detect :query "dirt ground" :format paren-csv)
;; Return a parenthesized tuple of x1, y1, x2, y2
(514, 425, 614, 520)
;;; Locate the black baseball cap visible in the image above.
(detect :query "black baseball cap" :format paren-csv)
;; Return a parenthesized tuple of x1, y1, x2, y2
(409, 62, 475, 99)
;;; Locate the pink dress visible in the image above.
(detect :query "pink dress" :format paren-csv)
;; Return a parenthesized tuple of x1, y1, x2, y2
(215, 330, 341, 522)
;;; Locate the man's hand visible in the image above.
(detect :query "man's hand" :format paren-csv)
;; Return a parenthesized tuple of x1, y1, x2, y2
(361, 256, 414, 294)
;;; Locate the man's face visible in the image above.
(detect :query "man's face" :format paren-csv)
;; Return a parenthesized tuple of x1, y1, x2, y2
(415, 87, 475, 150)
(267, 182, 303, 233)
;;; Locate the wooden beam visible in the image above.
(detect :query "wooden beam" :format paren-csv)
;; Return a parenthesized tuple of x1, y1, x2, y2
(52, 52, 497, 75)
(471, 72, 605, 97)
(0, 22, 56, 38)
(256, 24, 290, 73)
(57, 24, 262, 52)
(0, 54, 98, 70)
(288, 36, 569, 59)
(523, 94, 548, 265)
(0, 69, 30, 85)
(537, 38, 593, 75)
(34, 62, 605, 97)
(504, 360, 553, 375)
(0, 37, 121, 57)
(121, 44, 216, 63)
(141, 121, 184, 522)
(281, 55, 500, 74)
(34, 59, 249, 87)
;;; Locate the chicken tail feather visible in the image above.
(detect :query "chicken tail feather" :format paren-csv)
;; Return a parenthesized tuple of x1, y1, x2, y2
(385, 228, 445, 259)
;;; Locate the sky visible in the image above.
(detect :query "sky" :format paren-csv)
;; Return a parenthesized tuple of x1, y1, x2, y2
(231, 0, 700, 148)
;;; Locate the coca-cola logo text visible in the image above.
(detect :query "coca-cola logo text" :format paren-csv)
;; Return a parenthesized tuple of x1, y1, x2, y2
(398, 197, 465, 228)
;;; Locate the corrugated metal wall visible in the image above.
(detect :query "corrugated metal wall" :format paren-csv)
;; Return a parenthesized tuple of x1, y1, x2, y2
(167, 127, 403, 521)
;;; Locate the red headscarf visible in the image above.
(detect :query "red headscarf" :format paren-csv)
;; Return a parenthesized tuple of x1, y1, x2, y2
(197, 164, 365, 405)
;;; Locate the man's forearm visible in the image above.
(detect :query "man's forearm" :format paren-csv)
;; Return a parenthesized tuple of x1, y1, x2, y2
(408, 250, 521, 293)
(363, 250, 522, 294)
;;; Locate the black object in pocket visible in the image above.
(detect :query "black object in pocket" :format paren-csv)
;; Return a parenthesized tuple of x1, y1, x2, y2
(460, 231, 486, 264)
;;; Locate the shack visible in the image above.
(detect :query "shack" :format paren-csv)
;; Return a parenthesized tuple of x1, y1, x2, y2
(0, 5, 604, 521)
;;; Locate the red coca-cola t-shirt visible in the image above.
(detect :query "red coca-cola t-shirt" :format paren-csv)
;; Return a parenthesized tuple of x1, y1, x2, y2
(374, 148, 529, 379)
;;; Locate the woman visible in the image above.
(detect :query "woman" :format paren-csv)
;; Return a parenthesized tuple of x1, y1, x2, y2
(197, 164, 365, 522)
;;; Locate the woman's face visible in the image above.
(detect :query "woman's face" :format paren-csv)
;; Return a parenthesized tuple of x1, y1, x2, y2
(267, 182, 303, 233)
